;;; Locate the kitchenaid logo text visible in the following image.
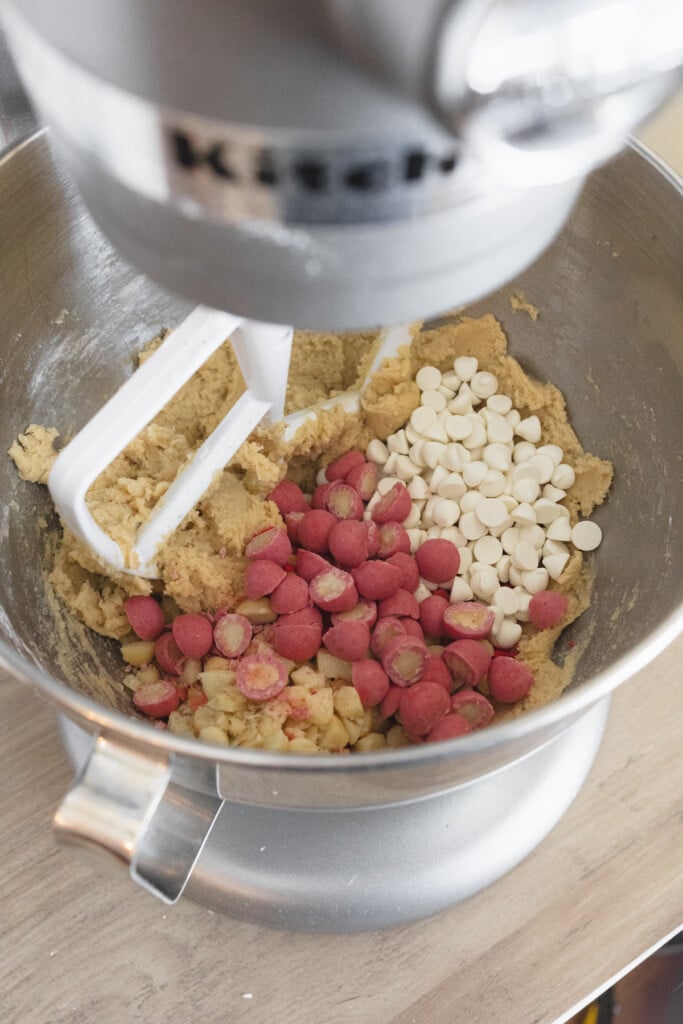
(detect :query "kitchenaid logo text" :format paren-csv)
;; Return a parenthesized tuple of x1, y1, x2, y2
(169, 130, 458, 194)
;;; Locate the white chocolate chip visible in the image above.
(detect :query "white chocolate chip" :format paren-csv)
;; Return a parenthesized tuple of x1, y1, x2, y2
(441, 372, 461, 390)
(542, 484, 567, 503)
(543, 539, 569, 557)
(496, 554, 512, 583)
(422, 496, 438, 526)
(534, 498, 564, 525)
(470, 564, 498, 599)
(409, 444, 423, 468)
(462, 416, 487, 449)
(407, 529, 426, 553)
(499, 493, 517, 514)
(493, 618, 522, 649)
(460, 511, 487, 541)
(432, 497, 460, 527)
(471, 371, 498, 399)
(454, 356, 478, 381)
(506, 409, 522, 429)
(478, 470, 506, 498)
(474, 497, 509, 529)
(366, 438, 389, 465)
(440, 526, 466, 547)
(459, 490, 482, 515)
(394, 454, 422, 480)
(387, 430, 409, 455)
(485, 415, 514, 445)
(384, 452, 399, 475)
(377, 475, 401, 494)
(515, 589, 532, 622)
(552, 463, 576, 489)
(483, 443, 511, 472)
(546, 518, 573, 541)
(462, 461, 488, 488)
(571, 520, 603, 551)
(415, 365, 442, 391)
(473, 535, 503, 565)
(490, 606, 505, 633)
(529, 453, 555, 484)
(511, 502, 537, 526)
(408, 475, 429, 500)
(520, 567, 550, 593)
(511, 541, 539, 572)
(410, 406, 438, 434)
(509, 566, 523, 587)
(512, 462, 543, 484)
(413, 582, 432, 603)
(402, 504, 423, 529)
(492, 587, 520, 616)
(487, 394, 512, 415)
(450, 576, 474, 602)
(489, 517, 513, 538)
(422, 441, 446, 469)
(438, 444, 466, 472)
(408, 442, 426, 467)
(421, 389, 447, 412)
(516, 415, 542, 443)
(448, 391, 473, 415)
(543, 552, 570, 581)
(437, 472, 467, 501)
(501, 527, 520, 554)
(518, 524, 546, 549)
(537, 444, 564, 467)
(512, 477, 541, 504)
(457, 546, 473, 575)
(445, 415, 472, 441)
(513, 441, 537, 464)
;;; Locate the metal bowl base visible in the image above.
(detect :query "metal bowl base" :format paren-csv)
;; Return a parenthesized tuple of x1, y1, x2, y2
(59, 697, 609, 932)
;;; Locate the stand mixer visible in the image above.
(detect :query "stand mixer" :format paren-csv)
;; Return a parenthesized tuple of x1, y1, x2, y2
(3, 0, 681, 330)
(1, 2, 682, 931)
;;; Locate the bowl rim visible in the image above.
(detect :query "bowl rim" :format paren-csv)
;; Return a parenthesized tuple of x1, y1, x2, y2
(1, 132, 682, 772)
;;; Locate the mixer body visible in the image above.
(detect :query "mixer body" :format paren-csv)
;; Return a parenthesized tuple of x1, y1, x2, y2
(3, 0, 681, 329)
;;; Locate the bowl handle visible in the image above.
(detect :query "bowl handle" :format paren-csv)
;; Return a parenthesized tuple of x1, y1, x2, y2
(53, 733, 223, 903)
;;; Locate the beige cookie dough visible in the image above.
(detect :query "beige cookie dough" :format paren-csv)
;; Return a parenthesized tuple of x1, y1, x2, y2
(9, 314, 613, 738)
(8, 424, 60, 484)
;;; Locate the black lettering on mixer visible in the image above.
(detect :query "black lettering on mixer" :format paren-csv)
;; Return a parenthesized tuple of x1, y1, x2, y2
(255, 150, 279, 186)
(404, 149, 428, 181)
(293, 160, 329, 192)
(345, 161, 390, 191)
(170, 131, 238, 180)
(168, 127, 460, 201)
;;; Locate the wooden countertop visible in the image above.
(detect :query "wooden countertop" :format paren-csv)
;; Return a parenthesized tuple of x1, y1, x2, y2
(1, 96, 682, 1024)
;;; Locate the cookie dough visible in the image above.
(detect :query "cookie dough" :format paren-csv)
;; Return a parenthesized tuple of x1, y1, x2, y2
(8, 314, 613, 730)
(8, 424, 60, 485)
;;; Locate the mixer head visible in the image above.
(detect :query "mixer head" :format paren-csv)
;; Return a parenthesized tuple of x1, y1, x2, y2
(2, 0, 681, 330)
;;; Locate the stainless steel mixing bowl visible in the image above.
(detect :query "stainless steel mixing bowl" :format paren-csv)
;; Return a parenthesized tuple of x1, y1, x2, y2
(0, 131, 681, 931)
